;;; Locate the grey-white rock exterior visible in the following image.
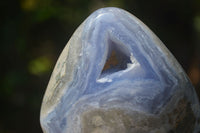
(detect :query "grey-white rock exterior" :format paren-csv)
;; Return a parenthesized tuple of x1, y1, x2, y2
(40, 7, 200, 133)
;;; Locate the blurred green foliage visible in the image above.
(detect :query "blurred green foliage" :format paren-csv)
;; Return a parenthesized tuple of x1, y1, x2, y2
(28, 56, 52, 75)
(0, 0, 200, 132)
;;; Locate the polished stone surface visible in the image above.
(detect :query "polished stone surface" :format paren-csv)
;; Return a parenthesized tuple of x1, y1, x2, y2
(40, 7, 200, 133)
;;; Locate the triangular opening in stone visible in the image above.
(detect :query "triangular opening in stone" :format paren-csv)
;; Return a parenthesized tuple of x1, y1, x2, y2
(100, 40, 132, 77)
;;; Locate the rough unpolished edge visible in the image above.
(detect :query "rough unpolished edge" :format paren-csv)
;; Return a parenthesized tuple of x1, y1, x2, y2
(81, 91, 196, 133)
(40, 24, 84, 119)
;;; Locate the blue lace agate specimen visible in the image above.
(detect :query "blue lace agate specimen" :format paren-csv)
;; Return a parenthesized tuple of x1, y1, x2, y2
(40, 7, 200, 133)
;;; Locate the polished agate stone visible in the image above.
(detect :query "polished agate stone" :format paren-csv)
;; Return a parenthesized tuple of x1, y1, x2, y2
(40, 7, 200, 133)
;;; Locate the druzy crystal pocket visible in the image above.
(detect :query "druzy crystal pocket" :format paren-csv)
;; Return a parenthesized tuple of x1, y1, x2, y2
(40, 7, 200, 133)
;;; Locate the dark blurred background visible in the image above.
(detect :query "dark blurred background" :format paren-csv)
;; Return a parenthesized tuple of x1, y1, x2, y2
(0, 0, 200, 132)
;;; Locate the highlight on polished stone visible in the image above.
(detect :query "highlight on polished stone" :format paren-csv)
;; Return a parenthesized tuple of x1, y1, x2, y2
(40, 7, 200, 133)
